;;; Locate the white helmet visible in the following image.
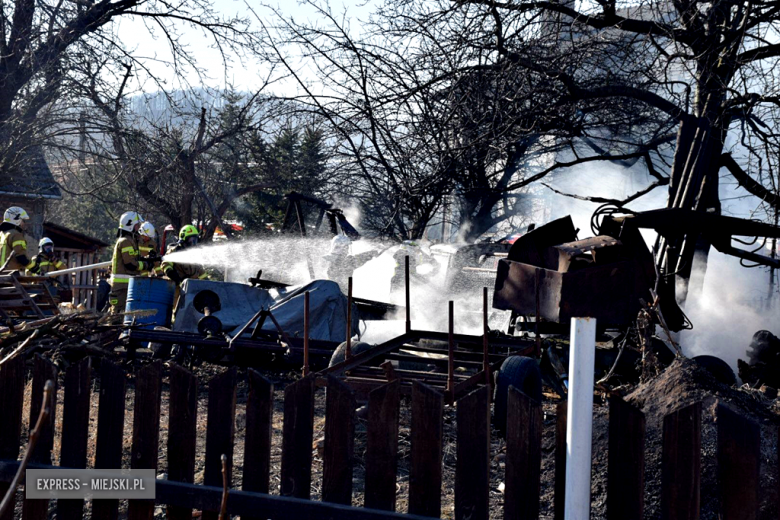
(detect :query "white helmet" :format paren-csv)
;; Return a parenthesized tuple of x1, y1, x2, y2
(39, 237, 54, 249)
(118, 211, 143, 233)
(329, 234, 351, 256)
(138, 221, 156, 240)
(3, 207, 29, 226)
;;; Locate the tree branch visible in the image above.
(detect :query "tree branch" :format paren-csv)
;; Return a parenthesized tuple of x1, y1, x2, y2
(721, 152, 780, 210)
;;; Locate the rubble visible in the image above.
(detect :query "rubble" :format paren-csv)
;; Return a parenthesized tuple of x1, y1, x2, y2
(740, 330, 780, 388)
(0, 311, 124, 369)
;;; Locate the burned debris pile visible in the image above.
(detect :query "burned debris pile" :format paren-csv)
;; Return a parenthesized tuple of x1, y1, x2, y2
(0, 311, 122, 369)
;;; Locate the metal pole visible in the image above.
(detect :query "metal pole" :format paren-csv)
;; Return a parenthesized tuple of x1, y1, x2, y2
(346, 277, 353, 359)
(483, 287, 490, 386)
(564, 317, 597, 520)
(303, 291, 310, 377)
(535, 268, 542, 357)
(405, 255, 411, 333)
(447, 300, 455, 398)
(769, 210, 778, 309)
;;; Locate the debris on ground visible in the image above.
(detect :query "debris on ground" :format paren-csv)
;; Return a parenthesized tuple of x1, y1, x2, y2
(739, 330, 780, 390)
(0, 311, 123, 369)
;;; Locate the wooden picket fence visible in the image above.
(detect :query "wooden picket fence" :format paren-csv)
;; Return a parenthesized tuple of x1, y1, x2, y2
(0, 354, 773, 520)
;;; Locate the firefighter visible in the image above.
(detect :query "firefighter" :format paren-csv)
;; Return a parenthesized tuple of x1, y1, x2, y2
(162, 224, 208, 312)
(109, 211, 159, 315)
(0, 207, 34, 273)
(389, 240, 440, 296)
(324, 234, 378, 292)
(29, 238, 66, 275)
(161, 225, 208, 284)
(29, 237, 71, 301)
(138, 221, 161, 276)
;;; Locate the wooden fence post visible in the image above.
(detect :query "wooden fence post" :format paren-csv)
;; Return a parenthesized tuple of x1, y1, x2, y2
(717, 403, 760, 520)
(22, 355, 57, 520)
(93, 360, 127, 520)
(0, 356, 25, 520)
(455, 386, 490, 520)
(555, 401, 567, 520)
(323, 375, 356, 505)
(57, 357, 92, 520)
(409, 382, 444, 518)
(661, 401, 701, 520)
(243, 370, 274, 498)
(203, 367, 238, 520)
(128, 361, 163, 520)
(280, 375, 315, 499)
(505, 386, 543, 520)
(167, 364, 198, 520)
(364, 380, 400, 512)
(607, 395, 645, 520)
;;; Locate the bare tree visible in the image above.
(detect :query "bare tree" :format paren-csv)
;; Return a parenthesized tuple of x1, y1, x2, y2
(60, 73, 279, 238)
(447, 0, 780, 301)
(0, 0, 258, 180)
(257, 0, 675, 241)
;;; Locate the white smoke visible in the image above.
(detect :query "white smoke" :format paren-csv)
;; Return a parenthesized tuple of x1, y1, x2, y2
(680, 251, 779, 371)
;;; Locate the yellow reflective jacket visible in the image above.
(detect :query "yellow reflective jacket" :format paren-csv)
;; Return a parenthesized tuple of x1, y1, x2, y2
(111, 235, 146, 285)
(138, 239, 162, 275)
(0, 228, 34, 272)
(29, 254, 66, 276)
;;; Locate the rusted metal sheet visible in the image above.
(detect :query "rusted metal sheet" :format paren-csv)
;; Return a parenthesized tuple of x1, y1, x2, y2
(493, 212, 659, 328)
(493, 257, 654, 327)
(554, 236, 626, 272)
(507, 216, 578, 269)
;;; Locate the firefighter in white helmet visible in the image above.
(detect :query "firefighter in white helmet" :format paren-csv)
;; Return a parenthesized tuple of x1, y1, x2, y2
(137, 221, 161, 276)
(0, 207, 34, 273)
(29, 237, 66, 276)
(29, 237, 71, 301)
(108, 211, 159, 314)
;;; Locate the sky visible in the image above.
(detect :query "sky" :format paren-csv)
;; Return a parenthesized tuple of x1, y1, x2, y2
(114, 0, 374, 94)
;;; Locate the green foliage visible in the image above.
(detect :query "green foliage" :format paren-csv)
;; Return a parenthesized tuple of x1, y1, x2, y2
(236, 121, 330, 235)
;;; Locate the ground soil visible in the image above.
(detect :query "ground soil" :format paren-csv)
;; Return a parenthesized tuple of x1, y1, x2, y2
(11, 356, 780, 519)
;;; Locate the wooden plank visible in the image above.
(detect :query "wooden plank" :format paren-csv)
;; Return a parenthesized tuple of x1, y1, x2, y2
(127, 361, 163, 520)
(554, 401, 567, 520)
(717, 403, 760, 520)
(505, 386, 542, 520)
(243, 370, 274, 498)
(57, 357, 93, 520)
(93, 360, 127, 520)
(607, 395, 645, 520)
(280, 375, 315, 499)
(202, 367, 238, 520)
(166, 364, 198, 520)
(408, 381, 444, 518)
(322, 375, 356, 505)
(661, 401, 701, 520)
(22, 355, 58, 520)
(455, 386, 490, 520)
(0, 355, 25, 520)
(365, 380, 400, 512)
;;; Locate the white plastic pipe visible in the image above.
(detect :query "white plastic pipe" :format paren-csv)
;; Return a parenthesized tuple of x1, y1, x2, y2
(564, 317, 597, 520)
(45, 261, 111, 278)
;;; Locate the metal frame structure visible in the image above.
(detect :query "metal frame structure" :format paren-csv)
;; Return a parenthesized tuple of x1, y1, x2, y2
(125, 255, 537, 403)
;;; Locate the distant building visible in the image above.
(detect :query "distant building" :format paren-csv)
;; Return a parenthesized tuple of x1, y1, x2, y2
(0, 148, 62, 239)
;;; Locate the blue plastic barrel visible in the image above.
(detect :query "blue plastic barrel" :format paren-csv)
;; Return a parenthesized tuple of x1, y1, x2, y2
(124, 277, 176, 329)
